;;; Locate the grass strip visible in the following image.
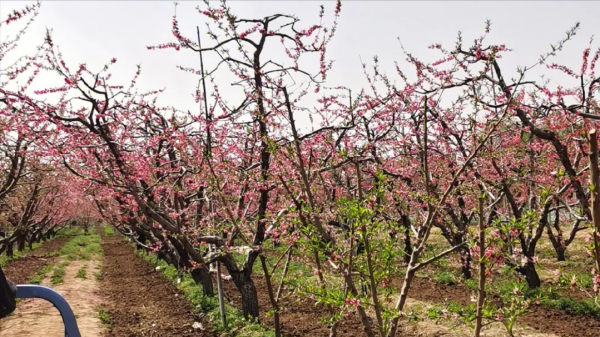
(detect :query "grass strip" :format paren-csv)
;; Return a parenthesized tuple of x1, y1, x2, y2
(51, 261, 69, 285)
(30, 264, 54, 284)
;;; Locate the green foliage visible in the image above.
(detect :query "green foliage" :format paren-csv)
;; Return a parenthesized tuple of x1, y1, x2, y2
(546, 297, 600, 317)
(541, 290, 600, 318)
(76, 267, 87, 279)
(59, 232, 102, 261)
(103, 226, 115, 236)
(497, 283, 533, 336)
(97, 308, 111, 328)
(558, 272, 593, 288)
(427, 306, 442, 320)
(406, 310, 421, 323)
(493, 279, 600, 319)
(464, 278, 478, 291)
(447, 301, 477, 322)
(56, 227, 85, 238)
(434, 270, 457, 285)
(51, 262, 69, 285)
(30, 264, 54, 284)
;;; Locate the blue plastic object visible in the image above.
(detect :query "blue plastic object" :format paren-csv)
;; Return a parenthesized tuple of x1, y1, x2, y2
(15, 285, 81, 337)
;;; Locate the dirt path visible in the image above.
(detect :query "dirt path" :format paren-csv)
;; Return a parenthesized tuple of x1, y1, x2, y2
(0, 257, 104, 336)
(1, 238, 69, 284)
(99, 234, 215, 337)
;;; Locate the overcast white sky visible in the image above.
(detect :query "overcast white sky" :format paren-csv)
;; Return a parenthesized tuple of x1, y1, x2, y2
(2, 1, 600, 115)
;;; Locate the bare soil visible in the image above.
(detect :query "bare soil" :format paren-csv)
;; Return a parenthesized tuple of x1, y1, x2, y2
(241, 249, 600, 337)
(220, 274, 359, 336)
(2, 238, 69, 284)
(99, 235, 216, 337)
(406, 276, 600, 337)
(221, 274, 371, 337)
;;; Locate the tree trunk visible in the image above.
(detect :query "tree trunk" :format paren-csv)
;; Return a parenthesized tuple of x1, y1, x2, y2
(191, 267, 214, 297)
(343, 273, 375, 337)
(546, 224, 567, 262)
(517, 262, 541, 288)
(157, 250, 173, 265)
(329, 321, 338, 337)
(387, 266, 416, 337)
(168, 235, 215, 297)
(239, 275, 259, 320)
(17, 232, 25, 252)
(460, 246, 472, 280)
(135, 230, 148, 251)
(554, 245, 566, 262)
(402, 215, 412, 264)
(6, 242, 13, 257)
(221, 254, 260, 319)
(260, 255, 280, 337)
(474, 197, 486, 337)
(588, 129, 600, 270)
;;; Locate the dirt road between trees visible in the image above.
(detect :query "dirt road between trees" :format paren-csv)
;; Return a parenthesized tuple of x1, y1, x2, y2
(99, 234, 216, 337)
(0, 257, 103, 337)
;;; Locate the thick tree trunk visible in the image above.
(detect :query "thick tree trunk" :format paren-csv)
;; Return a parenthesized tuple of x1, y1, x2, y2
(221, 253, 260, 319)
(191, 267, 214, 297)
(135, 229, 148, 251)
(554, 245, 566, 262)
(546, 224, 567, 262)
(17, 232, 25, 252)
(517, 262, 541, 288)
(157, 250, 173, 266)
(168, 235, 215, 297)
(239, 275, 259, 320)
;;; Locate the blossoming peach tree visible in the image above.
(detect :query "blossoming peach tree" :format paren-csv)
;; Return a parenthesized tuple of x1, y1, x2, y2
(4, 1, 600, 336)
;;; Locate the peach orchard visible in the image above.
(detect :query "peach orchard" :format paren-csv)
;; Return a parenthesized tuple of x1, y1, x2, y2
(2, 2, 600, 337)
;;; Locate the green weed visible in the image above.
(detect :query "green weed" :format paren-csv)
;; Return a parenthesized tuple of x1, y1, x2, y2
(30, 264, 54, 284)
(51, 262, 69, 285)
(464, 278, 479, 291)
(103, 226, 115, 236)
(76, 267, 87, 279)
(97, 308, 111, 328)
(434, 270, 457, 285)
(59, 233, 102, 261)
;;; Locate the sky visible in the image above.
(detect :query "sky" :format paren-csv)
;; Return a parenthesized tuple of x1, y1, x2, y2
(2, 1, 600, 118)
